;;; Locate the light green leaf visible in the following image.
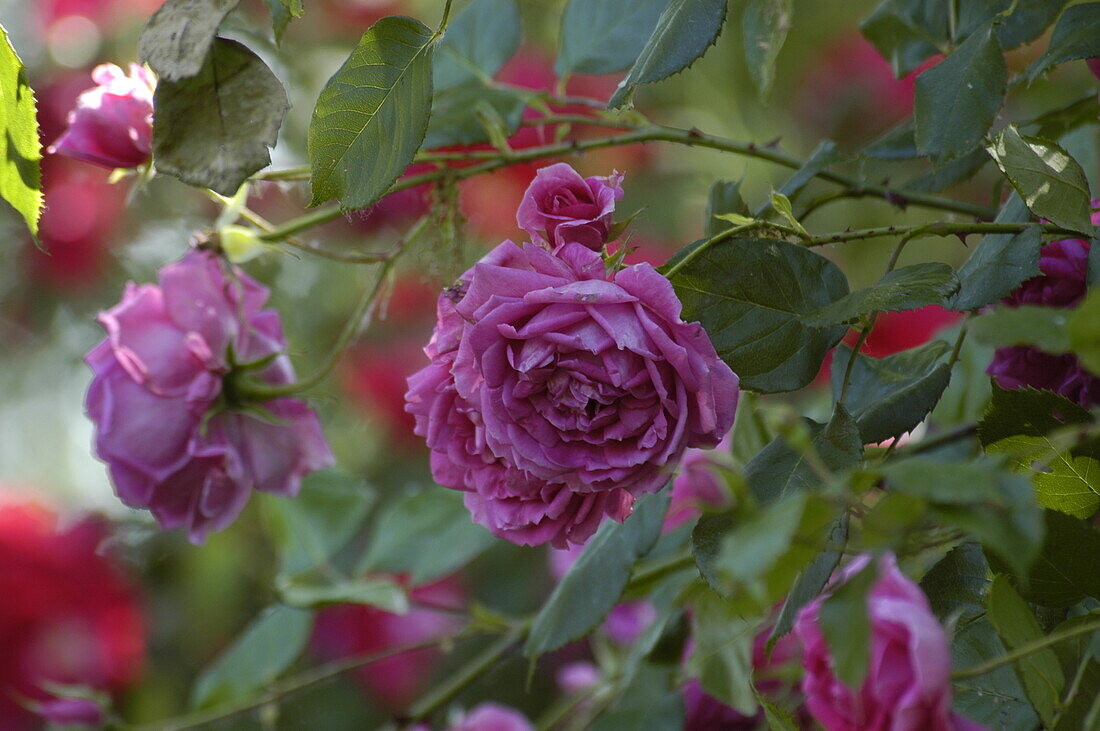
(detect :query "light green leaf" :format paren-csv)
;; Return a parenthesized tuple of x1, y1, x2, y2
(1067, 289, 1100, 375)
(951, 192, 1041, 311)
(1027, 3, 1100, 81)
(769, 192, 807, 235)
(277, 573, 408, 612)
(820, 560, 877, 687)
(742, 0, 792, 100)
(986, 126, 1094, 235)
(769, 516, 848, 645)
(805, 263, 959, 327)
(977, 384, 1093, 450)
(308, 16, 435, 209)
(556, 0, 669, 77)
(969, 305, 1071, 354)
(139, 0, 239, 80)
(434, 0, 521, 90)
(685, 592, 759, 715)
(423, 83, 527, 149)
(608, 0, 728, 108)
(0, 25, 41, 239)
(264, 0, 303, 42)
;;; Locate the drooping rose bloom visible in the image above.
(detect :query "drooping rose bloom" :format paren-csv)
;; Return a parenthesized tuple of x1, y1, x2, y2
(85, 249, 334, 543)
(794, 553, 985, 731)
(406, 237, 738, 547)
(516, 163, 624, 250)
(50, 63, 154, 169)
(0, 498, 144, 731)
(448, 702, 534, 731)
(987, 228, 1100, 407)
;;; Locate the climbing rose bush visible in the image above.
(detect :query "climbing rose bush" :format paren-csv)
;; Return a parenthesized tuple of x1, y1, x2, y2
(85, 249, 334, 543)
(515, 162, 624, 250)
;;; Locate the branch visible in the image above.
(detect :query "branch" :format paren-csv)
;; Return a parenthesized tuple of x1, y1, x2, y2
(952, 614, 1100, 680)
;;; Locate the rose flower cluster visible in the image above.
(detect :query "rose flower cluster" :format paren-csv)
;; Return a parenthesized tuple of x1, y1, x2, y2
(406, 163, 739, 547)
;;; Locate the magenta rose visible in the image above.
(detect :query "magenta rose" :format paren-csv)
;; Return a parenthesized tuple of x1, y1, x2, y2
(516, 162, 623, 250)
(85, 249, 333, 543)
(36, 697, 104, 729)
(448, 703, 534, 731)
(794, 553, 984, 731)
(50, 63, 155, 169)
(406, 239, 738, 547)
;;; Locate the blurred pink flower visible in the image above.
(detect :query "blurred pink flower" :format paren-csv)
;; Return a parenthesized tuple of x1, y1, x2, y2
(50, 64, 155, 170)
(556, 661, 600, 694)
(36, 697, 103, 729)
(448, 702, 534, 731)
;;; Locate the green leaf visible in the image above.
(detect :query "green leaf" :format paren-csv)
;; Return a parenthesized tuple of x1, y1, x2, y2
(988, 574, 1066, 725)
(914, 23, 1006, 162)
(685, 592, 759, 715)
(525, 493, 668, 657)
(830, 341, 952, 443)
(951, 193, 1042, 311)
(990, 509, 1100, 608)
(804, 263, 959, 327)
(820, 560, 877, 687)
(1068, 289, 1100, 375)
(931, 325, 995, 425)
(190, 605, 313, 709)
(1028, 94, 1100, 143)
(769, 192, 807, 235)
(904, 146, 990, 193)
(139, 0, 239, 81)
(969, 305, 1071, 354)
(277, 573, 408, 612)
(704, 180, 750, 238)
(860, 0, 948, 78)
(358, 488, 496, 585)
(434, 0, 520, 90)
(0, 25, 41, 239)
(308, 16, 434, 209)
(556, 0, 669, 77)
(769, 516, 848, 645)
(668, 237, 849, 393)
(264, 0, 303, 42)
(952, 617, 1041, 729)
(152, 38, 289, 196)
(998, 0, 1069, 50)
(589, 663, 684, 731)
(919, 541, 989, 625)
(742, 0, 792, 100)
(264, 469, 373, 576)
(865, 120, 918, 160)
(1054, 654, 1100, 730)
(608, 0, 728, 108)
(423, 83, 527, 149)
(1027, 2, 1100, 81)
(773, 139, 843, 203)
(986, 126, 1094, 235)
(978, 384, 1092, 450)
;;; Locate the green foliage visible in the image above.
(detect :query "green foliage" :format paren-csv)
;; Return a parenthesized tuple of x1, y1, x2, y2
(969, 305, 1071, 354)
(704, 180, 750, 238)
(992, 509, 1100, 608)
(986, 126, 1094, 235)
(830, 342, 952, 444)
(865, 121, 918, 160)
(434, 0, 521, 90)
(685, 591, 759, 715)
(358, 489, 497, 585)
(264, 0, 303, 42)
(771, 139, 843, 207)
(556, 0, 668, 77)
(905, 148, 991, 193)
(424, 83, 527, 149)
(608, 0, 728, 108)
(1029, 94, 1100, 143)
(988, 575, 1065, 725)
(153, 39, 289, 195)
(1027, 2, 1100, 81)
(952, 617, 1041, 728)
(951, 193, 1041, 311)
(668, 238, 849, 393)
(308, 16, 435, 209)
(190, 605, 313, 709)
(820, 560, 876, 687)
(1067, 289, 1100, 375)
(140, 0, 239, 81)
(588, 663, 684, 731)
(996, 0, 1070, 50)
(914, 24, 1006, 163)
(769, 517, 847, 646)
(920, 541, 988, 624)
(860, 0, 947, 77)
(0, 25, 41, 239)
(804, 263, 960, 327)
(277, 573, 408, 611)
(742, 0, 792, 100)
(525, 493, 668, 657)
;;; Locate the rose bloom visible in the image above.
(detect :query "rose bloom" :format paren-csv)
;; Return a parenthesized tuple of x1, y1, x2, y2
(406, 234, 738, 547)
(50, 63, 154, 169)
(85, 249, 334, 543)
(516, 162, 623, 250)
(795, 553, 985, 731)
(448, 703, 534, 731)
(0, 498, 144, 731)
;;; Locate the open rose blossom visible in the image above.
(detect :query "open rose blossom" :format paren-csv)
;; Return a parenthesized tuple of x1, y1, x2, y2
(85, 249, 334, 543)
(794, 553, 986, 731)
(406, 234, 738, 548)
(50, 63, 155, 169)
(516, 162, 623, 250)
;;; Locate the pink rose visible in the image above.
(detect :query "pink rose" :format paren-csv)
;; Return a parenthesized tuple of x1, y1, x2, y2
(794, 553, 984, 731)
(406, 238, 738, 547)
(85, 250, 333, 543)
(50, 64, 155, 169)
(448, 702, 534, 731)
(556, 661, 600, 694)
(516, 162, 623, 250)
(36, 697, 103, 729)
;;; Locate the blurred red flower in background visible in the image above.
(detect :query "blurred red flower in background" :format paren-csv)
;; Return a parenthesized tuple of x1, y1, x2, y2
(0, 497, 145, 730)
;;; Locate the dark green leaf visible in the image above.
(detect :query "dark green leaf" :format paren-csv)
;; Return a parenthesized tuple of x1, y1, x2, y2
(358, 489, 496, 585)
(608, 0, 728, 108)
(978, 384, 1092, 449)
(434, 0, 521, 90)
(1068, 289, 1100, 375)
(951, 193, 1041, 311)
(860, 0, 948, 78)
(914, 23, 1006, 162)
(920, 541, 989, 624)
(742, 0, 792, 100)
(1027, 2, 1100, 80)
(556, 0, 669, 77)
(986, 126, 1094, 235)
(0, 25, 41, 239)
(931, 325, 994, 425)
(769, 516, 848, 645)
(1054, 655, 1100, 730)
(820, 560, 877, 687)
(704, 180, 750, 237)
(773, 139, 844, 205)
(865, 120, 918, 160)
(903, 147, 990, 192)
(190, 605, 313, 709)
(277, 573, 408, 612)
(1028, 95, 1100, 143)
(669, 237, 849, 393)
(685, 591, 759, 714)
(525, 493, 668, 657)
(988, 574, 1065, 725)
(423, 82, 526, 149)
(830, 341, 952, 443)
(998, 0, 1069, 50)
(990, 509, 1100, 608)
(139, 0, 239, 80)
(952, 617, 1041, 729)
(969, 305, 1071, 353)
(804, 263, 959, 327)
(308, 16, 434, 209)
(153, 38, 289, 195)
(589, 663, 684, 731)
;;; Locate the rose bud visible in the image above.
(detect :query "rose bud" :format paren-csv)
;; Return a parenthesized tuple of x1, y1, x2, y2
(50, 63, 154, 170)
(516, 162, 624, 250)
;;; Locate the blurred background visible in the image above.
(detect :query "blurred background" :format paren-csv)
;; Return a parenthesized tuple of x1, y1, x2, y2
(0, 0, 1096, 727)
